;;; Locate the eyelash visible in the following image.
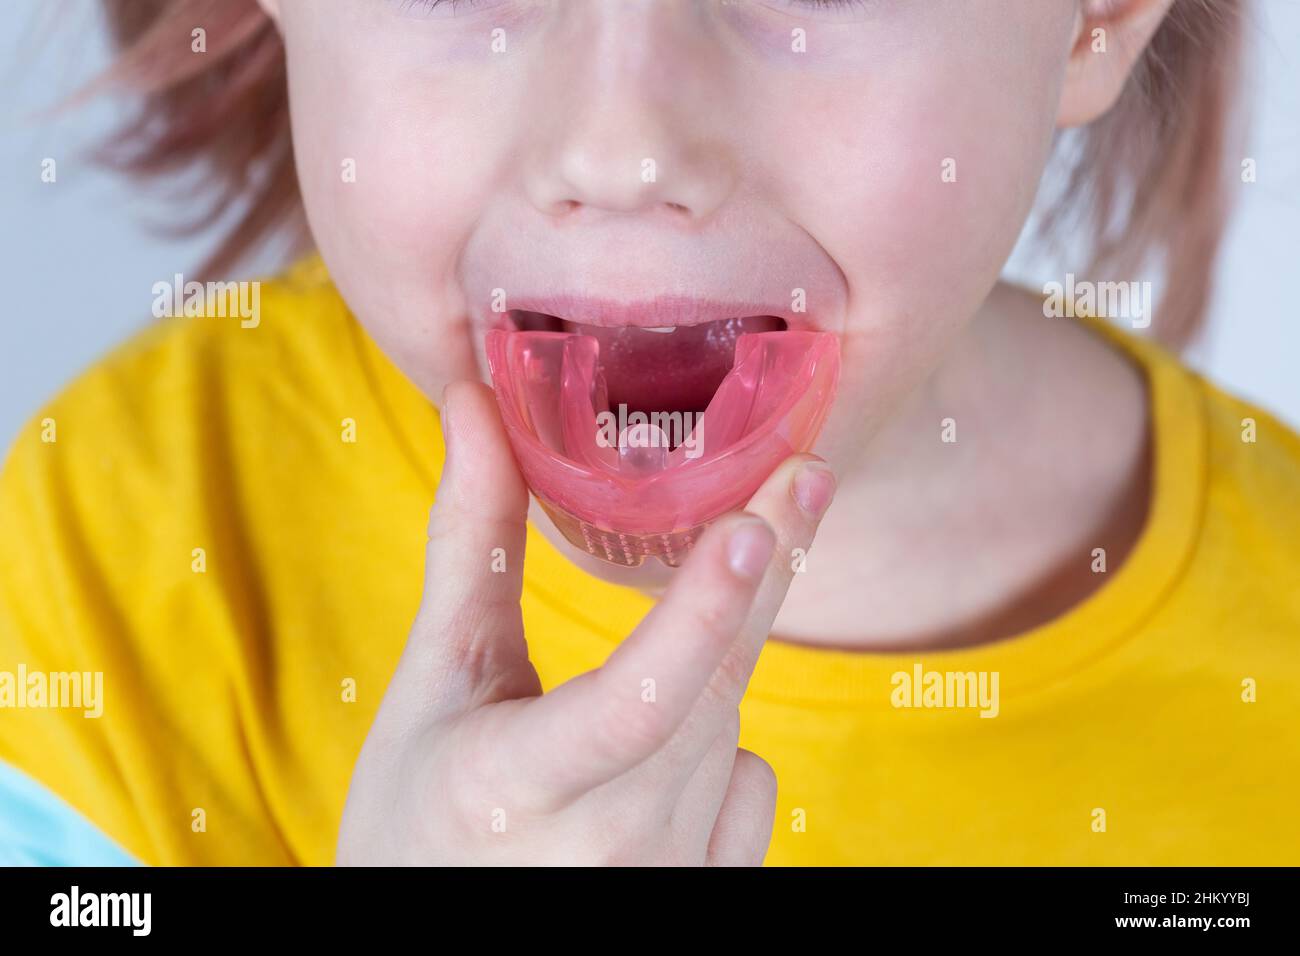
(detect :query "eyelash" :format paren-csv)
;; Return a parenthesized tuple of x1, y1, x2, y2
(394, 0, 470, 12)
(396, 0, 456, 10)
(395, 0, 868, 11)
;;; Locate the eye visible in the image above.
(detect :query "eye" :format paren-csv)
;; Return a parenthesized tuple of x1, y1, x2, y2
(389, 0, 490, 18)
(757, 0, 877, 20)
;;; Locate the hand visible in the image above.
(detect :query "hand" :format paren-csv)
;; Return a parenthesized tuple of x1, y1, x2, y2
(336, 381, 836, 866)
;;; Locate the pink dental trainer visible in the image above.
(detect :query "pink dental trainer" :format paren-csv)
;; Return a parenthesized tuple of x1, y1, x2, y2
(486, 323, 839, 567)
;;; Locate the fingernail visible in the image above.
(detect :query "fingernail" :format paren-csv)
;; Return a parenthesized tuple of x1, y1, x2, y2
(793, 461, 836, 518)
(727, 519, 775, 581)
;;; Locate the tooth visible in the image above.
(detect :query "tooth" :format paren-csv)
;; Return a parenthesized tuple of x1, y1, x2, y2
(618, 424, 669, 476)
(643, 326, 676, 334)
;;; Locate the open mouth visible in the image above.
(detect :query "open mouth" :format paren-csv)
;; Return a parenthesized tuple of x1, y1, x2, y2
(486, 306, 839, 567)
(509, 311, 787, 432)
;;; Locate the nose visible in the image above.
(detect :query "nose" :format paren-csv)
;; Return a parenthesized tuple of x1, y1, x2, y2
(521, 3, 738, 225)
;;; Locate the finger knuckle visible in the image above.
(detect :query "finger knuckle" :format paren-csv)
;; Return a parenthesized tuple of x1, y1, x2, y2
(695, 599, 739, 649)
(594, 682, 669, 761)
(425, 504, 464, 548)
(706, 643, 753, 706)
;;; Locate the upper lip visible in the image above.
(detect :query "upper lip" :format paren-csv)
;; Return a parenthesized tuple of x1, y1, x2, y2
(500, 294, 797, 329)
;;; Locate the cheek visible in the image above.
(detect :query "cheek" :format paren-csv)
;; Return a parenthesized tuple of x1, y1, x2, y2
(778, 55, 1061, 328)
(282, 19, 508, 393)
(752, 12, 1070, 460)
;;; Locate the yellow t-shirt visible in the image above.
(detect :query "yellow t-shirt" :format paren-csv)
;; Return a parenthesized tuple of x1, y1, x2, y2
(1, 256, 1297, 866)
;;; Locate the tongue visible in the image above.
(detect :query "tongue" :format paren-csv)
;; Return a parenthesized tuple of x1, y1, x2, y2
(569, 317, 784, 417)
(485, 326, 839, 567)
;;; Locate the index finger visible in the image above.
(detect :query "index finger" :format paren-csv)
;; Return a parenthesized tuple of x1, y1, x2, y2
(505, 510, 778, 807)
(507, 455, 835, 807)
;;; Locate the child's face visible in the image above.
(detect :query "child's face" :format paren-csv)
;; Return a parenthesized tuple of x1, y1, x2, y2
(274, 0, 1078, 474)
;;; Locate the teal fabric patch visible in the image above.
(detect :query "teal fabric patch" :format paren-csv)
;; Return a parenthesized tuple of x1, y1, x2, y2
(0, 760, 139, 866)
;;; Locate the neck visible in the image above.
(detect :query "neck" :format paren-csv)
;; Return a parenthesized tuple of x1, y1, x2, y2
(770, 281, 1152, 652)
(532, 281, 1153, 652)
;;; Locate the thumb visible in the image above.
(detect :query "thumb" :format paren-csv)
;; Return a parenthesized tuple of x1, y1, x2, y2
(396, 380, 536, 718)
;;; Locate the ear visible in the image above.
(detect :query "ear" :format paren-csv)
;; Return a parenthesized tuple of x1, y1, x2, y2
(1057, 0, 1176, 127)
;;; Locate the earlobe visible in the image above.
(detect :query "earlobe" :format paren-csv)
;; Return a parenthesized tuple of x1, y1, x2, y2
(1056, 0, 1175, 128)
(254, 0, 282, 23)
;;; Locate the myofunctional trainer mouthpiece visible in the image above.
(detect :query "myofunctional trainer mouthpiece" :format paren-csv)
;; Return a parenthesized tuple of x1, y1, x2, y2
(486, 326, 839, 567)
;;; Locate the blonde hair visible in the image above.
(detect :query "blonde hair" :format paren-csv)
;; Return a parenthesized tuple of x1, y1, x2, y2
(95, 0, 1247, 347)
